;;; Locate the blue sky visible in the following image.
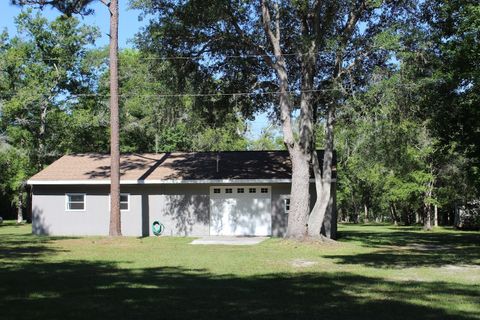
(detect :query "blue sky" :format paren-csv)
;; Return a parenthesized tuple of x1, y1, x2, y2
(0, 0, 270, 139)
(0, 1, 145, 48)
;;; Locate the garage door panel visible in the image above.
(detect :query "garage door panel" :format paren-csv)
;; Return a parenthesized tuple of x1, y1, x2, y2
(210, 186, 271, 236)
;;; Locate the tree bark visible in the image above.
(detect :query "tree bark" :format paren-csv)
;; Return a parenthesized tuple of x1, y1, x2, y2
(307, 105, 335, 238)
(260, 0, 310, 239)
(108, 0, 121, 236)
(434, 204, 438, 227)
(364, 203, 369, 223)
(16, 191, 23, 224)
(423, 179, 434, 231)
(37, 101, 48, 170)
(390, 203, 398, 225)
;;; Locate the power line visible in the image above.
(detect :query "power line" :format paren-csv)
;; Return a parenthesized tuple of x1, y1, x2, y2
(0, 88, 341, 99)
(2, 51, 328, 62)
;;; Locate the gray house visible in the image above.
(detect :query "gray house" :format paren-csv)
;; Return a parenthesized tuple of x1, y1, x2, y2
(27, 151, 336, 237)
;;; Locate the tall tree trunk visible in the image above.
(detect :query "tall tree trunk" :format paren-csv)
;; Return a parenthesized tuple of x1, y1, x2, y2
(37, 101, 48, 170)
(423, 180, 434, 231)
(434, 204, 438, 227)
(108, 0, 121, 236)
(287, 148, 311, 238)
(260, 0, 309, 239)
(307, 105, 335, 238)
(16, 191, 23, 224)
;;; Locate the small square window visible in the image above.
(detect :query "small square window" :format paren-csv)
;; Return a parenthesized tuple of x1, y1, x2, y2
(237, 188, 244, 193)
(249, 188, 256, 193)
(284, 198, 290, 213)
(261, 188, 268, 193)
(66, 194, 85, 211)
(213, 188, 221, 194)
(225, 188, 233, 194)
(120, 194, 129, 211)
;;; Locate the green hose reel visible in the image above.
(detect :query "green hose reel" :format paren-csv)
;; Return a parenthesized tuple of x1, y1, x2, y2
(152, 221, 165, 236)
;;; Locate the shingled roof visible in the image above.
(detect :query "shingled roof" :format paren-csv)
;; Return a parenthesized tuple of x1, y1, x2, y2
(27, 151, 335, 185)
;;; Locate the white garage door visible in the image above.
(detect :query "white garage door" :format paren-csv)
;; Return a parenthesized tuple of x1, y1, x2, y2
(210, 186, 272, 236)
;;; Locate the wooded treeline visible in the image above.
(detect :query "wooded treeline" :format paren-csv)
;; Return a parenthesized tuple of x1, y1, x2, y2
(1, 1, 479, 230)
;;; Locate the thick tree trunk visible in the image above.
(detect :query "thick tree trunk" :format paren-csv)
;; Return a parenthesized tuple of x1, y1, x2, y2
(261, 1, 309, 239)
(286, 148, 311, 238)
(108, 0, 121, 236)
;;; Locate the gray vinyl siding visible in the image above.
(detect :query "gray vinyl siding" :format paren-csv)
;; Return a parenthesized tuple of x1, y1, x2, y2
(31, 182, 335, 237)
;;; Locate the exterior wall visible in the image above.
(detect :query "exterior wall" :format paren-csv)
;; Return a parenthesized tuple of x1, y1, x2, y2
(145, 185, 210, 237)
(31, 182, 336, 237)
(31, 185, 143, 236)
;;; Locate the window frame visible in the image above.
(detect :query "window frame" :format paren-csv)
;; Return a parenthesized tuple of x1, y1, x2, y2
(108, 193, 130, 212)
(65, 193, 86, 212)
(284, 198, 291, 214)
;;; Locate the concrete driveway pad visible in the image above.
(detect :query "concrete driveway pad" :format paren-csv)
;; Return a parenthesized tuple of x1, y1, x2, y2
(190, 236, 268, 245)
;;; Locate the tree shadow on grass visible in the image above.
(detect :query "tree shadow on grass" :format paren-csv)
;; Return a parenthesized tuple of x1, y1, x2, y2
(0, 229, 72, 261)
(330, 227, 480, 268)
(0, 260, 479, 320)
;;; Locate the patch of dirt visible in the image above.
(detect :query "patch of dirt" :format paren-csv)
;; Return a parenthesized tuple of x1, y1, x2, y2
(442, 264, 480, 270)
(290, 259, 317, 268)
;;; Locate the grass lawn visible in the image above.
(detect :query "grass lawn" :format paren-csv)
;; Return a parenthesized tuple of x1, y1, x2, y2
(1, 222, 479, 320)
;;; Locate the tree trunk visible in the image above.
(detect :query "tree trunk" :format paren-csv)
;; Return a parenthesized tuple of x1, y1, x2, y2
(434, 204, 438, 227)
(108, 0, 121, 236)
(307, 105, 335, 238)
(423, 180, 433, 231)
(424, 204, 432, 230)
(286, 148, 311, 238)
(415, 211, 420, 224)
(364, 203, 368, 223)
(37, 101, 48, 170)
(389, 203, 398, 225)
(260, 1, 309, 239)
(16, 191, 23, 224)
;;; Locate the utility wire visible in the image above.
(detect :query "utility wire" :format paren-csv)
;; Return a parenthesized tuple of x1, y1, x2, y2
(3, 51, 328, 62)
(0, 88, 341, 99)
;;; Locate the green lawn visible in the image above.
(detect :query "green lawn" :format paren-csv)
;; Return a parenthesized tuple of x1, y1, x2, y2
(1, 222, 479, 320)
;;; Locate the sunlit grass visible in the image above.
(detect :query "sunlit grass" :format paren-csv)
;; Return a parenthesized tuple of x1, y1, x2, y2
(1, 221, 479, 320)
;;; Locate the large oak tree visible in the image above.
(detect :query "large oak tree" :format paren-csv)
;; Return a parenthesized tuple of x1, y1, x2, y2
(133, 0, 413, 238)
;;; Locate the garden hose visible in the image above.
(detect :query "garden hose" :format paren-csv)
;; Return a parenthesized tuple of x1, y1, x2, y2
(152, 221, 165, 236)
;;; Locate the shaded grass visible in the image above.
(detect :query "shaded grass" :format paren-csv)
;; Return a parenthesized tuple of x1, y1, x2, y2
(0, 223, 479, 320)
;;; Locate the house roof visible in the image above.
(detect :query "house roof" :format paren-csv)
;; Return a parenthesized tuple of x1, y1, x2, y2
(27, 151, 336, 185)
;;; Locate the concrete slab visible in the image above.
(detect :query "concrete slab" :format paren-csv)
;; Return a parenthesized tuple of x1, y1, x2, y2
(190, 236, 268, 245)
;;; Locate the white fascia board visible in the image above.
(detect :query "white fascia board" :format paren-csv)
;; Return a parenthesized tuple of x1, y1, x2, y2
(27, 178, 336, 185)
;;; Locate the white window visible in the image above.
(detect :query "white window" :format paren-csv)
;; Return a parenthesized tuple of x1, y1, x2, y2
(120, 193, 129, 211)
(213, 188, 221, 194)
(284, 198, 290, 213)
(249, 188, 257, 193)
(225, 188, 233, 194)
(66, 193, 86, 211)
(260, 188, 268, 194)
(237, 188, 244, 193)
